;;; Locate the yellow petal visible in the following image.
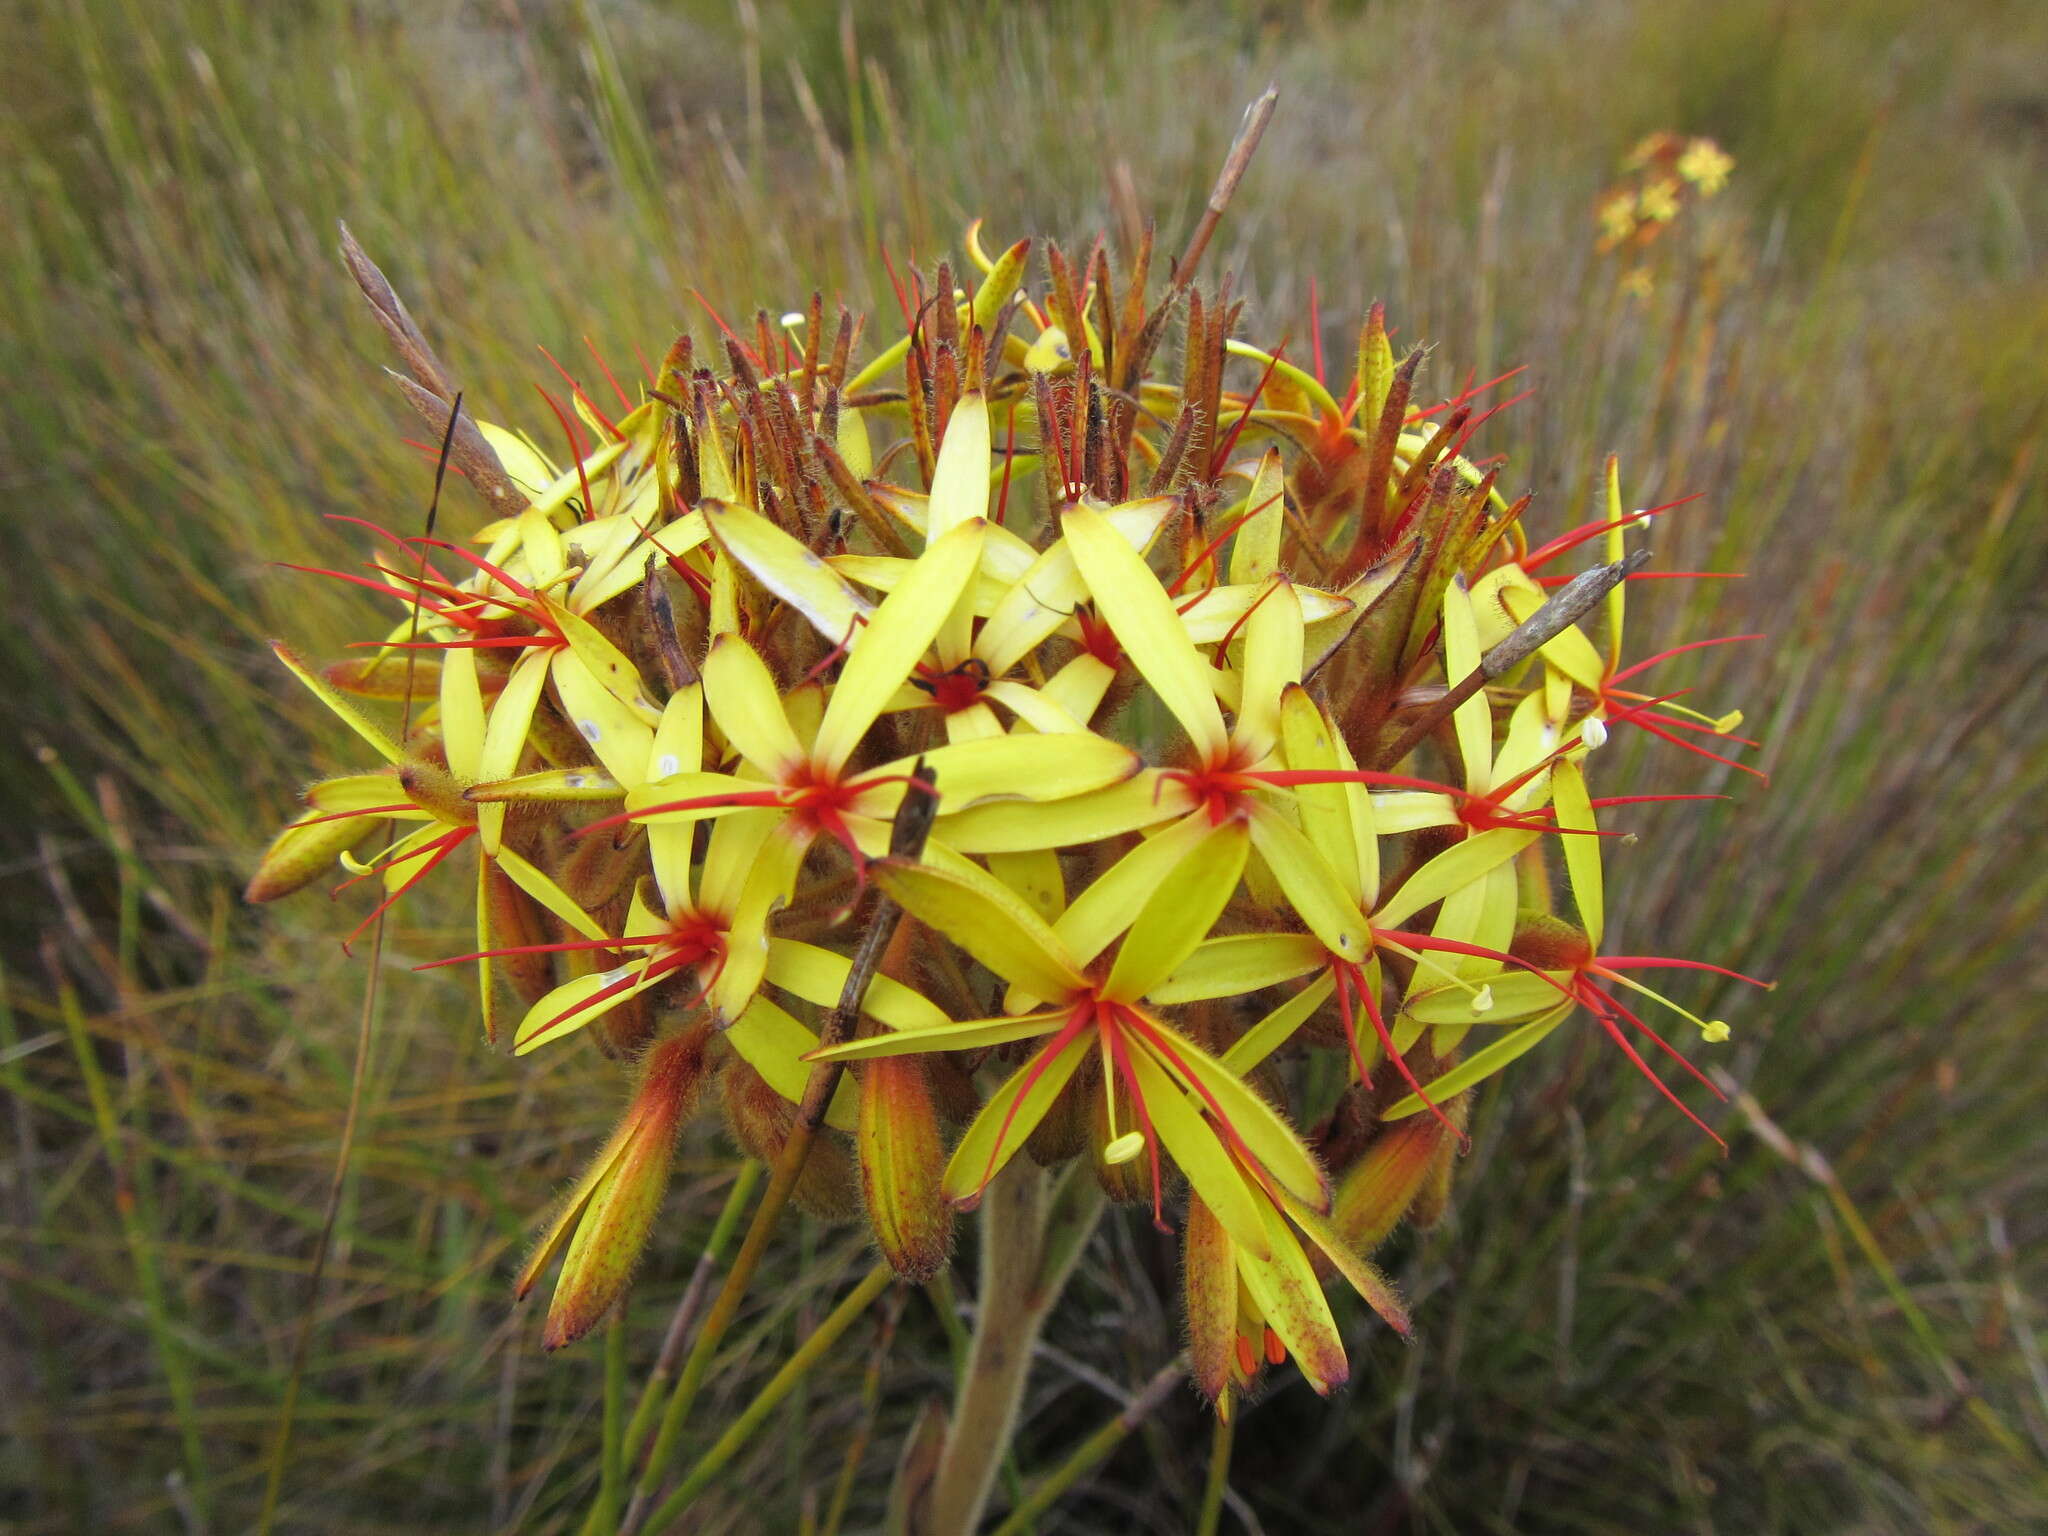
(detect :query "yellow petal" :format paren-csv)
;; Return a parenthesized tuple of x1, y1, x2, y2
(703, 634, 805, 776)
(1233, 579, 1304, 761)
(270, 640, 402, 765)
(764, 938, 953, 1033)
(933, 771, 1186, 854)
(551, 650, 655, 792)
(813, 519, 986, 772)
(697, 806, 779, 921)
(1278, 685, 1361, 902)
(873, 857, 1084, 1000)
(1234, 1201, 1348, 1395)
(1054, 813, 1216, 972)
(1222, 972, 1338, 1074)
(544, 599, 661, 724)
(465, 767, 621, 804)
(1139, 1019, 1326, 1211)
(1104, 819, 1249, 1002)
(1549, 758, 1604, 949)
(812, 1009, 1070, 1062)
(513, 961, 667, 1055)
(475, 647, 555, 855)
(304, 772, 419, 814)
(495, 846, 606, 940)
(929, 392, 991, 663)
(1382, 1009, 1569, 1119)
(1405, 969, 1568, 1024)
(1226, 447, 1287, 588)
(723, 997, 858, 1131)
(438, 644, 487, 781)
(1283, 1190, 1410, 1335)
(1062, 504, 1228, 762)
(1122, 1039, 1267, 1260)
(1151, 932, 1328, 1005)
(1441, 579, 1492, 795)
(703, 498, 872, 647)
(941, 1027, 1092, 1200)
(855, 733, 1139, 819)
(1373, 828, 1541, 930)
(1246, 803, 1371, 962)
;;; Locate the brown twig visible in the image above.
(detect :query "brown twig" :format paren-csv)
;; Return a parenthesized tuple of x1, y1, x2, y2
(1374, 549, 1649, 769)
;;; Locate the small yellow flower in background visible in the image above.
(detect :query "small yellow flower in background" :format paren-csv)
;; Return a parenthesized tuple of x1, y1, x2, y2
(1638, 176, 1683, 224)
(1679, 136, 1736, 195)
(1593, 130, 1735, 266)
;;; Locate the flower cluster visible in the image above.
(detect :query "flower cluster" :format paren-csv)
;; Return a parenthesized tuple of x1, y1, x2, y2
(252, 223, 1766, 1411)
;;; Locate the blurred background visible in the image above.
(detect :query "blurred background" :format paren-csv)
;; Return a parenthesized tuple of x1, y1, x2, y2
(2, 0, 2043, 1530)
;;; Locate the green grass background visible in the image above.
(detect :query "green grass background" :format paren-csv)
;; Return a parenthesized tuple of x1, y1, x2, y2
(2, 0, 2044, 1530)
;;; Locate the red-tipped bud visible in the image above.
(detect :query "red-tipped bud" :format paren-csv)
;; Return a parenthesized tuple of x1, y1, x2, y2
(1182, 1195, 1241, 1413)
(1327, 1087, 1467, 1260)
(856, 1055, 953, 1283)
(519, 1027, 709, 1349)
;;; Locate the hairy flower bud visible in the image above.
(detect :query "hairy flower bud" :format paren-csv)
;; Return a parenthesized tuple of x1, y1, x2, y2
(518, 1025, 709, 1349)
(857, 1055, 953, 1282)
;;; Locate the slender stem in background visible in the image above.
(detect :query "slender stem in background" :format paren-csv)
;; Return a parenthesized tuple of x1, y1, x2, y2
(617, 769, 939, 1534)
(614, 1161, 762, 1465)
(1196, 1411, 1234, 1536)
(985, 1357, 1190, 1536)
(256, 392, 462, 1536)
(820, 1279, 902, 1536)
(45, 953, 208, 1510)
(597, 1307, 627, 1527)
(641, 1261, 896, 1533)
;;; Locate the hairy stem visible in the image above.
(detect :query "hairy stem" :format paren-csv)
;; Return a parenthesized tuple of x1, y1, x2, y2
(922, 1161, 1102, 1535)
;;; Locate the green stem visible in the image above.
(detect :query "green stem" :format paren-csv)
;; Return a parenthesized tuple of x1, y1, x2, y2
(985, 1357, 1189, 1536)
(1196, 1411, 1234, 1536)
(640, 1262, 895, 1533)
(597, 1307, 627, 1527)
(922, 1162, 1103, 1536)
(616, 1160, 760, 1470)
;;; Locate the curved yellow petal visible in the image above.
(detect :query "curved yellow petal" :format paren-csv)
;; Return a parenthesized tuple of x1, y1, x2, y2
(1373, 828, 1540, 930)
(1104, 819, 1249, 1002)
(703, 497, 872, 647)
(702, 634, 805, 777)
(1246, 803, 1371, 963)
(940, 1026, 1092, 1201)
(1062, 504, 1228, 762)
(270, 640, 402, 765)
(1151, 932, 1328, 1006)
(873, 857, 1083, 1000)
(813, 519, 987, 772)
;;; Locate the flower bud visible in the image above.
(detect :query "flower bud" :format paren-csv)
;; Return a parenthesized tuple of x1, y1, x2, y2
(1182, 1194, 1242, 1413)
(721, 1057, 861, 1222)
(857, 1055, 954, 1282)
(1327, 1086, 1467, 1259)
(245, 810, 364, 903)
(518, 1025, 710, 1350)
